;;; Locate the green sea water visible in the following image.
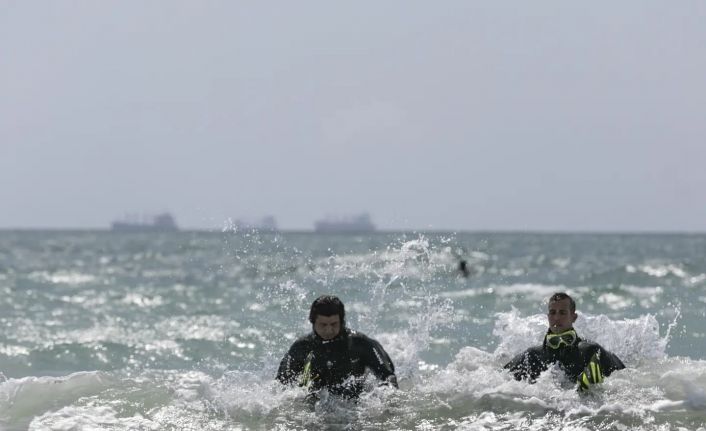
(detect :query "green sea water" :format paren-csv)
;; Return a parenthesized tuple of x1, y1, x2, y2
(0, 231, 704, 430)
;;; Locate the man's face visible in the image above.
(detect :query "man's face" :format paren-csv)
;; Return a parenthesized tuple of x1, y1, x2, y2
(547, 298, 577, 333)
(313, 314, 341, 340)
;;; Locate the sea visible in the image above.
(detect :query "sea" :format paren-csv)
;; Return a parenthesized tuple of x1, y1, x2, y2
(0, 230, 705, 430)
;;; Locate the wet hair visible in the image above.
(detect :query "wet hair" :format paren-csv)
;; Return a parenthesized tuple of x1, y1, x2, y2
(309, 295, 345, 326)
(549, 292, 576, 313)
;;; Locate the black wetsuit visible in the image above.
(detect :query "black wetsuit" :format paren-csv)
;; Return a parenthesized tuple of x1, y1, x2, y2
(276, 328, 398, 399)
(504, 330, 625, 383)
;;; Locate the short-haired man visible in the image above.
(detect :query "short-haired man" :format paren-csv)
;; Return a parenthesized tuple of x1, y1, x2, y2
(276, 295, 398, 400)
(504, 292, 625, 392)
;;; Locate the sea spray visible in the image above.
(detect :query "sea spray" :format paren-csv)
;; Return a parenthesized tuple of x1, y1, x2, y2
(2, 231, 706, 429)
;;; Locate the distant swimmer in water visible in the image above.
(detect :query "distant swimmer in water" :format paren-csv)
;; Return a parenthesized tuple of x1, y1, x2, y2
(458, 259, 470, 278)
(504, 292, 625, 392)
(276, 295, 398, 401)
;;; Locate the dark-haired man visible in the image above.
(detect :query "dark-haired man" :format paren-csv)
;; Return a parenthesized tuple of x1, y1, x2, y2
(276, 295, 398, 400)
(504, 292, 625, 392)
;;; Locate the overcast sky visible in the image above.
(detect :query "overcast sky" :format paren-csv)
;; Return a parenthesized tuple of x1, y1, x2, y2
(2, 1, 705, 231)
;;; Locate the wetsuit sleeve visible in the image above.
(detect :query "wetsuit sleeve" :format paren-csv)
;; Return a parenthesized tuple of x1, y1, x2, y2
(276, 339, 310, 385)
(596, 347, 625, 377)
(361, 337, 398, 388)
(504, 347, 545, 382)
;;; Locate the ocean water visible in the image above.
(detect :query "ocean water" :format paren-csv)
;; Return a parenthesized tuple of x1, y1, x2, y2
(0, 230, 705, 430)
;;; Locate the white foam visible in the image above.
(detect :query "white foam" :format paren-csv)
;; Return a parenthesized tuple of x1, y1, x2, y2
(207, 370, 302, 418)
(597, 292, 633, 310)
(387, 306, 706, 429)
(440, 288, 485, 299)
(0, 372, 115, 429)
(638, 264, 688, 279)
(493, 310, 669, 365)
(492, 307, 548, 361)
(405, 343, 706, 429)
(121, 293, 164, 308)
(0, 344, 30, 357)
(308, 235, 467, 283)
(490, 283, 575, 300)
(7, 341, 701, 430)
(29, 406, 158, 431)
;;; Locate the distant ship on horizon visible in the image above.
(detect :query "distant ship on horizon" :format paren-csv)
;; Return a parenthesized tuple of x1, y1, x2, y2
(314, 213, 376, 233)
(111, 213, 179, 232)
(227, 215, 278, 232)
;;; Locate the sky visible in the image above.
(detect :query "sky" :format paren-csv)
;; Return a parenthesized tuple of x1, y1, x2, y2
(2, 1, 705, 231)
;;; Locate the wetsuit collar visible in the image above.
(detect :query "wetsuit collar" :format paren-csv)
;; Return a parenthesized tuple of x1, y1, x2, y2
(312, 327, 349, 344)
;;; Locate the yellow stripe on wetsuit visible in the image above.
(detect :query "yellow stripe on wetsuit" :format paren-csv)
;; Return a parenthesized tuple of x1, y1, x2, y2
(300, 352, 317, 387)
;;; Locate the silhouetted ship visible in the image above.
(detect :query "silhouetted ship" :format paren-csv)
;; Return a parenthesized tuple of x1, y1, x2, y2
(314, 213, 376, 233)
(111, 213, 179, 232)
(230, 216, 278, 232)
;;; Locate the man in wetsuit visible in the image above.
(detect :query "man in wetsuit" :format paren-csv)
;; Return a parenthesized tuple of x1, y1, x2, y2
(276, 295, 398, 400)
(504, 292, 625, 392)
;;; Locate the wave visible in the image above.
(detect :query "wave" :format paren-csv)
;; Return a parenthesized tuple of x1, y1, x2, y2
(0, 372, 115, 429)
(2, 309, 704, 430)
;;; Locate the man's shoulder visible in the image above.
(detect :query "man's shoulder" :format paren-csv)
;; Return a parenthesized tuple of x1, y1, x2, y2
(520, 345, 545, 357)
(576, 339, 604, 353)
(289, 333, 316, 349)
(576, 338, 626, 372)
(577, 339, 623, 359)
(346, 330, 386, 351)
(505, 344, 543, 364)
(504, 344, 549, 379)
(347, 329, 377, 344)
(347, 329, 366, 339)
(505, 344, 545, 366)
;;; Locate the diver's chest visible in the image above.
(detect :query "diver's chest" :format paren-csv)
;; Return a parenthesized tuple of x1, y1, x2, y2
(312, 346, 362, 373)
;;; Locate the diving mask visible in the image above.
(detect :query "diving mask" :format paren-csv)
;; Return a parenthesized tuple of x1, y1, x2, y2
(545, 329, 577, 349)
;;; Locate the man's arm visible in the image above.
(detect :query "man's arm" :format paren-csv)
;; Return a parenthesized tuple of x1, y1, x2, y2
(597, 347, 625, 377)
(361, 337, 398, 388)
(504, 347, 545, 382)
(276, 339, 310, 385)
(577, 344, 626, 392)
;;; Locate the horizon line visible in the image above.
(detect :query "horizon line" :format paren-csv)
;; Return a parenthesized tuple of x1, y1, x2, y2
(0, 227, 705, 235)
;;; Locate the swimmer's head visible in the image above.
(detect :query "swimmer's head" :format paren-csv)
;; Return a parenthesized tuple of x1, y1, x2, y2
(309, 295, 345, 340)
(547, 292, 577, 334)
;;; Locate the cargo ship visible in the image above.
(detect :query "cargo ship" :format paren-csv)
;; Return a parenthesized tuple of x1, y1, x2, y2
(314, 213, 376, 233)
(228, 216, 278, 232)
(111, 213, 179, 232)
